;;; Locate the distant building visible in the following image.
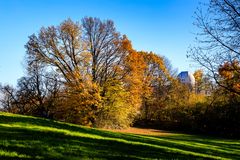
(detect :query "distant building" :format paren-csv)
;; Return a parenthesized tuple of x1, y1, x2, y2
(177, 71, 195, 89)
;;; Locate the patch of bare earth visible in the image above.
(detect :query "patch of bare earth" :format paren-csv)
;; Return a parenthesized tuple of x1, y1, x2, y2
(105, 127, 173, 136)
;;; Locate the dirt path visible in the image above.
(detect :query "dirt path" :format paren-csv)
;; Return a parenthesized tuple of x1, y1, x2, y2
(105, 127, 173, 136)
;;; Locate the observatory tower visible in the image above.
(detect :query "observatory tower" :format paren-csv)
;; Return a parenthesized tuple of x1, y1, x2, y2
(177, 71, 195, 89)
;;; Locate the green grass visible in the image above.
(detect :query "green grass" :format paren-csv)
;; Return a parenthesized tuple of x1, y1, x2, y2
(0, 112, 240, 159)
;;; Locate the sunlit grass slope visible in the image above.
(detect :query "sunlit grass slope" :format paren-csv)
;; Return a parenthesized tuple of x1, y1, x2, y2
(0, 112, 239, 160)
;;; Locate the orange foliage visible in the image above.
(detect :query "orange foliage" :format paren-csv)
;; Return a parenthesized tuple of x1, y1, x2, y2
(218, 60, 240, 93)
(123, 41, 146, 109)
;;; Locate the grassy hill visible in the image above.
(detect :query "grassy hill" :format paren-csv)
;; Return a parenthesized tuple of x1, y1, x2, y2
(0, 112, 239, 159)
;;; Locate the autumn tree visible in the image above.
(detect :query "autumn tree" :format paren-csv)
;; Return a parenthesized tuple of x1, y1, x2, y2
(188, 0, 240, 95)
(26, 19, 84, 85)
(25, 18, 135, 127)
(122, 49, 175, 123)
(95, 37, 144, 128)
(0, 85, 19, 113)
(139, 52, 171, 121)
(0, 58, 62, 118)
(194, 70, 204, 94)
(25, 19, 102, 125)
(81, 18, 136, 128)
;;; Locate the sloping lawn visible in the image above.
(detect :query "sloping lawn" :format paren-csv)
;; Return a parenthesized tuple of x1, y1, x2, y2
(0, 112, 239, 159)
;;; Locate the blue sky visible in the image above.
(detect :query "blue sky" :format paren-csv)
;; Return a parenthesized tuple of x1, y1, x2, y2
(0, 0, 204, 85)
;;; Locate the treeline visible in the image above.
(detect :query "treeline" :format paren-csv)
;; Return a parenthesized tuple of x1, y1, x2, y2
(137, 90, 240, 137)
(0, 17, 191, 128)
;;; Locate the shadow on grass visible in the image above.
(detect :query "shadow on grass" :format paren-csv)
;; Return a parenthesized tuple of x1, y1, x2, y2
(0, 126, 190, 160)
(0, 113, 240, 159)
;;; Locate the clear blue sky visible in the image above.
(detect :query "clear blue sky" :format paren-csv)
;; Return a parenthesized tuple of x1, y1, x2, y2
(0, 0, 204, 86)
